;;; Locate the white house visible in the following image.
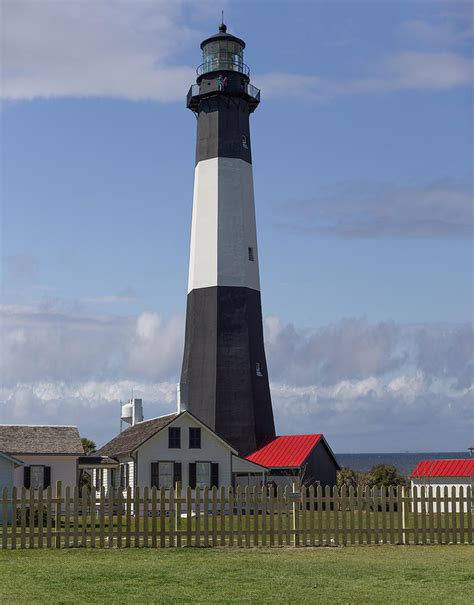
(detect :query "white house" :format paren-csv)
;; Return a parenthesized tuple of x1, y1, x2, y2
(93, 410, 263, 495)
(0, 425, 84, 490)
(411, 459, 474, 512)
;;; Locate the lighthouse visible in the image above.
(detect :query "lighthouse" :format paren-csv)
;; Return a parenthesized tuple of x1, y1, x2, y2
(179, 23, 276, 456)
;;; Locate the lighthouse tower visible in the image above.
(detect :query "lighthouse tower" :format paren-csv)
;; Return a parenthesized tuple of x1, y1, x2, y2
(179, 23, 276, 455)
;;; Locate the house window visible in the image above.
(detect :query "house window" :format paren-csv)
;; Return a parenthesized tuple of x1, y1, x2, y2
(120, 463, 130, 489)
(256, 362, 263, 377)
(189, 427, 201, 449)
(168, 427, 181, 448)
(248, 247, 254, 261)
(242, 134, 248, 149)
(30, 466, 44, 490)
(159, 462, 174, 489)
(196, 462, 211, 489)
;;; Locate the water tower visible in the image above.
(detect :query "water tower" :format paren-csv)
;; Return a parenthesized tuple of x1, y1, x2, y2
(120, 398, 143, 429)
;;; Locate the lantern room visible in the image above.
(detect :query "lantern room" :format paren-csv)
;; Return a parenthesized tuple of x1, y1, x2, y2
(198, 23, 249, 77)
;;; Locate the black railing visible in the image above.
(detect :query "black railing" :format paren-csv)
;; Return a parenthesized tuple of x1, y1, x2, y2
(187, 82, 261, 112)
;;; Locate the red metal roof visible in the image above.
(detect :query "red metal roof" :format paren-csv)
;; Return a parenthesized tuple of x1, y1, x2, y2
(411, 459, 474, 478)
(245, 434, 322, 468)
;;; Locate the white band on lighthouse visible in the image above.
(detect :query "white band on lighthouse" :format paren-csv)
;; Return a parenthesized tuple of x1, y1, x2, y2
(187, 156, 261, 294)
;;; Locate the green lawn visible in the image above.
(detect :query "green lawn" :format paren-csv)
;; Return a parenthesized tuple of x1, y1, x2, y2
(1, 546, 472, 604)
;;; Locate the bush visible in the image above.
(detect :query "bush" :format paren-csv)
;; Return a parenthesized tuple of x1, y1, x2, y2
(367, 464, 408, 489)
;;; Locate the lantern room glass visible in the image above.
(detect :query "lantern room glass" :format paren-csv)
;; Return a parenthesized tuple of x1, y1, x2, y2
(202, 39, 244, 74)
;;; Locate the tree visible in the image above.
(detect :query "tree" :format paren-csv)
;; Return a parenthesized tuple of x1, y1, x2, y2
(336, 467, 358, 490)
(80, 437, 97, 490)
(81, 437, 96, 456)
(367, 464, 407, 488)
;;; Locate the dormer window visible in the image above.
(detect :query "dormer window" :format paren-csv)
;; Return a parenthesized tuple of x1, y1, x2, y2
(189, 427, 201, 448)
(168, 427, 181, 448)
(242, 134, 248, 149)
(256, 362, 263, 377)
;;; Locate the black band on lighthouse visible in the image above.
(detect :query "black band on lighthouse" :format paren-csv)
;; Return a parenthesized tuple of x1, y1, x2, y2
(195, 91, 252, 165)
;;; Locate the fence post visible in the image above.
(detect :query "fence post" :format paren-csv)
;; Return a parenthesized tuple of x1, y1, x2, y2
(175, 482, 181, 548)
(1, 487, 7, 550)
(89, 487, 96, 549)
(277, 485, 283, 547)
(292, 482, 299, 547)
(467, 486, 472, 545)
(459, 486, 464, 544)
(402, 485, 408, 545)
(55, 481, 62, 549)
(12, 486, 18, 550)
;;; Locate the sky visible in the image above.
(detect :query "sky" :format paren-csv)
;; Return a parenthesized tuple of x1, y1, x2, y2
(0, 0, 473, 453)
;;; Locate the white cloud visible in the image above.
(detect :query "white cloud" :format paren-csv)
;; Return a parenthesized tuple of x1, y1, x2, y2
(0, 302, 184, 384)
(277, 180, 473, 239)
(258, 51, 473, 102)
(0, 0, 204, 101)
(1, 2, 471, 102)
(1, 302, 472, 450)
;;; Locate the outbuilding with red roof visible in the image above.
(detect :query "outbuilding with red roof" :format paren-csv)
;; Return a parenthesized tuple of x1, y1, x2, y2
(243, 433, 340, 489)
(410, 459, 474, 513)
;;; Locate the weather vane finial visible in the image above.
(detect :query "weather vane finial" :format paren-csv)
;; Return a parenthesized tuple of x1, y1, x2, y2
(219, 10, 227, 33)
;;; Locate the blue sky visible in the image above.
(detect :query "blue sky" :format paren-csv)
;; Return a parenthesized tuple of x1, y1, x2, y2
(1, 0, 473, 452)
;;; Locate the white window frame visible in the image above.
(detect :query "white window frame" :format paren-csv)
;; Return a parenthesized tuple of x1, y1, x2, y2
(30, 465, 44, 490)
(196, 462, 211, 489)
(159, 461, 174, 489)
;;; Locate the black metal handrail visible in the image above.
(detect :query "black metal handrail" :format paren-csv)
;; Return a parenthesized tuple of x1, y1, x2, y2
(187, 82, 261, 112)
(197, 60, 250, 77)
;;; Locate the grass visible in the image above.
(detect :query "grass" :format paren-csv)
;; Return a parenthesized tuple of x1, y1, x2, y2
(1, 546, 472, 604)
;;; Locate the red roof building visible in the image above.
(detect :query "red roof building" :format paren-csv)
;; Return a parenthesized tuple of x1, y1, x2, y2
(410, 459, 473, 514)
(411, 459, 474, 478)
(245, 434, 339, 488)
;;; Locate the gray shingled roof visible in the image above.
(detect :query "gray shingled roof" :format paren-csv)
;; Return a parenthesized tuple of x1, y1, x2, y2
(0, 425, 84, 455)
(96, 413, 178, 457)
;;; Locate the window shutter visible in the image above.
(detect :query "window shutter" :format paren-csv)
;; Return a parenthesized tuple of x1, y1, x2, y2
(189, 463, 196, 489)
(24, 466, 31, 489)
(173, 462, 182, 487)
(151, 462, 159, 488)
(211, 463, 219, 488)
(43, 466, 51, 489)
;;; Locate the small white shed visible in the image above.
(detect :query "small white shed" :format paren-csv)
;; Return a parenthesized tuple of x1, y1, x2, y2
(411, 459, 474, 513)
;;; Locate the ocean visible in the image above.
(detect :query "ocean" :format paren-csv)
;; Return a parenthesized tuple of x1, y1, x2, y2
(335, 452, 472, 476)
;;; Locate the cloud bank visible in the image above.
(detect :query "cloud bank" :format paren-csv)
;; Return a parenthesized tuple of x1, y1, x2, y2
(1, 302, 472, 452)
(1, 3, 472, 102)
(277, 181, 473, 239)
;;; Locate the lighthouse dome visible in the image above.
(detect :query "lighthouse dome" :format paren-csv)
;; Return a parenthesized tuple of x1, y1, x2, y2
(199, 23, 247, 76)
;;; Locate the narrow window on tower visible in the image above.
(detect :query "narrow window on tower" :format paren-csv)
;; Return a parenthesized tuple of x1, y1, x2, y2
(242, 134, 248, 149)
(248, 247, 254, 261)
(256, 362, 263, 377)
